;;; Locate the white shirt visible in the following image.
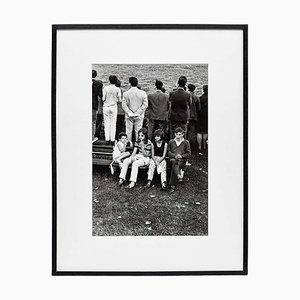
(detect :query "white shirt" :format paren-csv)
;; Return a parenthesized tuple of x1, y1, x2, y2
(103, 84, 121, 107)
(175, 138, 184, 147)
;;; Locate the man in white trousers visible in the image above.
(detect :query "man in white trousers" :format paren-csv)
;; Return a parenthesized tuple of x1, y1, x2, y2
(102, 75, 121, 143)
(122, 77, 148, 142)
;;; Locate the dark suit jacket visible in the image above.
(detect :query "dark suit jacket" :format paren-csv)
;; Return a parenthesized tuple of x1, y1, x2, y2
(147, 90, 169, 120)
(169, 88, 191, 122)
(92, 79, 103, 111)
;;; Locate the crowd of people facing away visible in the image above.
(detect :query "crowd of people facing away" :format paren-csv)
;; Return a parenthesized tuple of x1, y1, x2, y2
(92, 70, 208, 192)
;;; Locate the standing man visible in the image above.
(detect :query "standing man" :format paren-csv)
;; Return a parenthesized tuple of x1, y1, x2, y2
(122, 77, 148, 142)
(197, 84, 208, 155)
(187, 83, 200, 143)
(92, 69, 103, 140)
(169, 76, 191, 139)
(102, 75, 121, 143)
(147, 80, 170, 140)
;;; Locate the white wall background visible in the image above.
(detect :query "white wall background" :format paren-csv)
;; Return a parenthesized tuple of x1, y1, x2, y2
(1, 0, 299, 299)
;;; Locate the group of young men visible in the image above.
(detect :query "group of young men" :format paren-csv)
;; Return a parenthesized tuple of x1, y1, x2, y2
(92, 70, 208, 155)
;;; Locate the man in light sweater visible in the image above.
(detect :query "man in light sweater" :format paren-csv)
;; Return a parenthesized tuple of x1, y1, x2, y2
(167, 127, 191, 193)
(122, 77, 148, 142)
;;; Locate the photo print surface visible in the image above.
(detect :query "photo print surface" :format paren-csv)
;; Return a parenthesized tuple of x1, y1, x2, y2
(92, 64, 208, 236)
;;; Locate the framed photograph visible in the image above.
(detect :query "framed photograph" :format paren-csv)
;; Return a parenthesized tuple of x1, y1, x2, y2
(52, 24, 248, 275)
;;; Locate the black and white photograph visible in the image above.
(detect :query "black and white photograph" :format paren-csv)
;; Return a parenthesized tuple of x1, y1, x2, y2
(92, 64, 208, 236)
(51, 24, 247, 274)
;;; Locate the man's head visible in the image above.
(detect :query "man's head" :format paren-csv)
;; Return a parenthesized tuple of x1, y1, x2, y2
(92, 70, 97, 78)
(109, 75, 118, 84)
(203, 84, 208, 94)
(129, 77, 138, 87)
(178, 76, 187, 88)
(188, 84, 196, 92)
(155, 80, 163, 90)
(174, 127, 184, 139)
(115, 79, 121, 88)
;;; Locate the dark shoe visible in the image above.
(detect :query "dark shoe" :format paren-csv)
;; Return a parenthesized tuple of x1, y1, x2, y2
(169, 185, 176, 193)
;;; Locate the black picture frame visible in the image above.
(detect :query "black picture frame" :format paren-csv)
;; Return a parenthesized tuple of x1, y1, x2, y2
(52, 24, 248, 276)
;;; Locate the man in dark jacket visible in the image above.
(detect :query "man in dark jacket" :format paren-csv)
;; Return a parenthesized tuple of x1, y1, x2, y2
(167, 127, 191, 193)
(147, 80, 170, 140)
(169, 77, 191, 139)
(92, 70, 103, 140)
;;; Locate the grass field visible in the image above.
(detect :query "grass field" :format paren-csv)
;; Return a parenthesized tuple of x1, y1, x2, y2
(92, 151, 208, 236)
(93, 64, 208, 95)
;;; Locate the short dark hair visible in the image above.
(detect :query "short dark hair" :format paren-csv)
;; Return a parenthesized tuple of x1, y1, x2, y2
(188, 84, 196, 92)
(137, 127, 149, 143)
(118, 131, 127, 140)
(129, 77, 138, 87)
(178, 76, 187, 87)
(180, 76, 187, 83)
(161, 87, 166, 93)
(115, 79, 121, 88)
(92, 70, 97, 78)
(175, 127, 184, 134)
(203, 84, 208, 94)
(153, 129, 165, 140)
(109, 75, 118, 84)
(155, 80, 163, 90)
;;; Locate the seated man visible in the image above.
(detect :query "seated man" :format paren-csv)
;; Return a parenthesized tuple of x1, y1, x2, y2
(167, 127, 191, 193)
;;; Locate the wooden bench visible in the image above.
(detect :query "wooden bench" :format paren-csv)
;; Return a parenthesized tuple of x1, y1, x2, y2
(92, 140, 149, 169)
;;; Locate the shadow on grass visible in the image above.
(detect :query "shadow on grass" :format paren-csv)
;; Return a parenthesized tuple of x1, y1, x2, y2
(92, 154, 208, 236)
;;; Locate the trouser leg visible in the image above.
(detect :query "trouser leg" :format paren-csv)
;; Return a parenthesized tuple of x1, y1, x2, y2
(169, 158, 179, 186)
(115, 115, 125, 139)
(110, 106, 117, 142)
(95, 113, 103, 138)
(129, 158, 148, 183)
(119, 157, 132, 180)
(134, 117, 144, 142)
(148, 119, 155, 141)
(103, 107, 110, 141)
(157, 121, 167, 134)
(125, 117, 134, 142)
(160, 159, 167, 184)
(147, 159, 156, 181)
(170, 122, 178, 139)
(92, 109, 97, 138)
